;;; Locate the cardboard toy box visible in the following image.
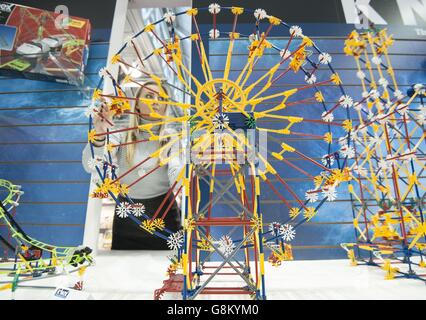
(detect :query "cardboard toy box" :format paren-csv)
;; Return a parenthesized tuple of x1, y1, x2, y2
(0, 2, 91, 85)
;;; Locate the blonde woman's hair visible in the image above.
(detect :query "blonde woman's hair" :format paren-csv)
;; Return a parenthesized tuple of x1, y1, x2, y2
(125, 81, 170, 165)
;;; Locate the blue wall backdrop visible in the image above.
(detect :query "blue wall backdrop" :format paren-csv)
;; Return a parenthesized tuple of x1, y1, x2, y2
(0, 1, 114, 251)
(203, 20, 426, 259)
(0, 41, 109, 247)
(0, 0, 424, 260)
(0, 0, 116, 250)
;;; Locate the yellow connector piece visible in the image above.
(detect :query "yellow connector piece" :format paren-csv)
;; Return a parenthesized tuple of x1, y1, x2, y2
(153, 48, 162, 55)
(268, 16, 281, 25)
(141, 220, 155, 234)
(342, 120, 352, 132)
(330, 73, 342, 85)
(277, 128, 290, 134)
(111, 54, 120, 64)
(149, 112, 162, 118)
(144, 24, 155, 32)
(149, 135, 160, 141)
(259, 173, 267, 181)
(78, 266, 87, 277)
(231, 7, 244, 15)
(119, 184, 129, 195)
(92, 89, 102, 101)
(265, 162, 277, 175)
(289, 207, 300, 219)
(353, 218, 359, 228)
(139, 123, 154, 131)
(348, 249, 357, 266)
(315, 91, 325, 102)
(304, 207, 316, 221)
(287, 116, 303, 123)
(302, 36, 314, 47)
(186, 8, 198, 16)
(383, 259, 398, 280)
(229, 32, 240, 39)
(281, 143, 295, 152)
(0, 283, 12, 291)
(123, 75, 131, 84)
(88, 129, 97, 143)
(153, 218, 165, 231)
(324, 132, 333, 143)
(272, 152, 284, 161)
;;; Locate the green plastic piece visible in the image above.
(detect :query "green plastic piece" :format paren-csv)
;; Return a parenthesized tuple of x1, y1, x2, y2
(245, 115, 256, 129)
(1, 59, 31, 72)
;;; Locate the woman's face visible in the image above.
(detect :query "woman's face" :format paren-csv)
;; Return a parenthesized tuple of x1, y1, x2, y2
(136, 84, 167, 121)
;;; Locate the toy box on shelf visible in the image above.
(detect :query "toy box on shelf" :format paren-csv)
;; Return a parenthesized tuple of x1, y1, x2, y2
(0, 1, 91, 85)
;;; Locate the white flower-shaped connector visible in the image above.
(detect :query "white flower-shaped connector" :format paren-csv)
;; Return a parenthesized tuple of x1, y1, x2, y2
(131, 203, 146, 217)
(321, 111, 334, 123)
(279, 224, 296, 242)
(371, 56, 382, 65)
(414, 83, 425, 95)
(249, 33, 259, 43)
(212, 113, 229, 130)
(305, 190, 319, 203)
(87, 157, 103, 172)
(353, 165, 367, 176)
(321, 154, 335, 167)
(318, 52, 332, 64)
(340, 145, 355, 159)
(378, 77, 389, 87)
(217, 235, 235, 257)
(167, 230, 184, 250)
(369, 89, 380, 100)
(254, 8, 267, 20)
(356, 71, 366, 79)
(416, 113, 425, 125)
(397, 104, 409, 116)
(279, 49, 291, 59)
(393, 90, 404, 100)
(98, 67, 109, 78)
(340, 95, 354, 108)
(163, 11, 176, 24)
(322, 186, 337, 202)
(208, 3, 221, 14)
(268, 221, 282, 233)
(209, 28, 220, 39)
(289, 25, 303, 37)
(116, 202, 132, 218)
(305, 73, 317, 84)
